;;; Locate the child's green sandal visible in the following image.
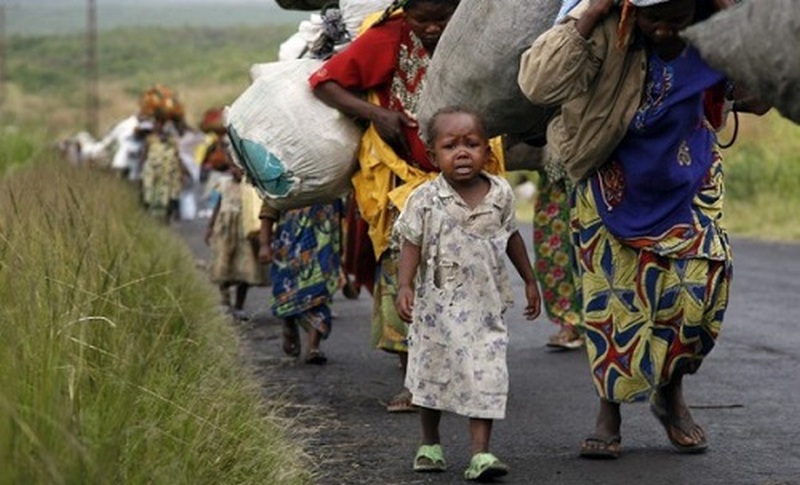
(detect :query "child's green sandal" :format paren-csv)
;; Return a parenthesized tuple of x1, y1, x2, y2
(464, 452, 509, 481)
(412, 444, 447, 472)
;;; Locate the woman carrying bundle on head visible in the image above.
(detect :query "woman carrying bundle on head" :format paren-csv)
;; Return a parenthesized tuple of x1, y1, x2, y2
(518, 0, 770, 458)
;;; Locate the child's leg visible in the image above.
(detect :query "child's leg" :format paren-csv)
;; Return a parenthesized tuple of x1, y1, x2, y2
(305, 328, 328, 365)
(307, 327, 320, 350)
(465, 418, 508, 481)
(413, 407, 446, 472)
(281, 317, 301, 357)
(468, 418, 493, 455)
(420, 407, 442, 445)
(233, 283, 249, 311)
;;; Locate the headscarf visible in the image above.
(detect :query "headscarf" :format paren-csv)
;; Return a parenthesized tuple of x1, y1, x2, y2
(628, 0, 671, 5)
(616, 0, 637, 49)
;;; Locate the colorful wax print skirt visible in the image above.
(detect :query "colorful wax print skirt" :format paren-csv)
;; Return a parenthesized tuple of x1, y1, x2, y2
(572, 158, 732, 403)
(270, 202, 342, 337)
(533, 176, 582, 328)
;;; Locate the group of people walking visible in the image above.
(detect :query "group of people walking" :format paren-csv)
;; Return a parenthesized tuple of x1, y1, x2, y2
(266, 0, 771, 481)
(89, 0, 767, 481)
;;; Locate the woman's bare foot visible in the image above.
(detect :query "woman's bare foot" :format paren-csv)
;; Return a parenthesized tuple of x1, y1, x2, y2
(580, 399, 622, 459)
(651, 375, 708, 453)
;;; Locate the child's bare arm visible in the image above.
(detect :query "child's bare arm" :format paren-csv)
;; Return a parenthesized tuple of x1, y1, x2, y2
(396, 240, 421, 323)
(506, 231, 542, 320)
(257, 203, 278, 264)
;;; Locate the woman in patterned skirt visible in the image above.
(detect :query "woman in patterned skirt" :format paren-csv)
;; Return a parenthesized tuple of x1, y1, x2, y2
(259, 201, 343, 365)
(519, 0, 769, 458)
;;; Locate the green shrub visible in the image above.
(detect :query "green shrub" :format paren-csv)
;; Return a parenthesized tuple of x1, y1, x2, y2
(723, 112, 800, 241)
(0, 125, 48, 174)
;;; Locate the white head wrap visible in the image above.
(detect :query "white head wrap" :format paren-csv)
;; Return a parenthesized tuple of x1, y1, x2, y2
(628, 0, 672, 6)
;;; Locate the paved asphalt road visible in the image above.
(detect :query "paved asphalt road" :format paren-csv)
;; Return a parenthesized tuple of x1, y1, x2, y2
(175, 219, 800, 485)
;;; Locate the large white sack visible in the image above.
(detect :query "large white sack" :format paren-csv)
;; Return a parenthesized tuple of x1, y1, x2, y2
(340, 0, 393, 38)
(277, 14, 328, 62)
(418, 0, 561, 139)
(225, 59, 362, 211)
(683, 0, 800, 124)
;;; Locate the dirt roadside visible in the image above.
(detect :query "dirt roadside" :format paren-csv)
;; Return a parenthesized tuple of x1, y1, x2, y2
(174, 218, 431, 485)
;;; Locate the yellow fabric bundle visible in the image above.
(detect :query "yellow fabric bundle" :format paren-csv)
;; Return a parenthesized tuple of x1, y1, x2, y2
(352, 92, 506, 259)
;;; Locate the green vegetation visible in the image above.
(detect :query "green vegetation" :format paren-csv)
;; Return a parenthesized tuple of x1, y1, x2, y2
(722, 112, 800, 241)
(0, 138, 312, 484)
(6, 2, 308, 37)
(0, 10, 797, 484)
(5, 25, 296, 134)
(0, 125, 47, 175)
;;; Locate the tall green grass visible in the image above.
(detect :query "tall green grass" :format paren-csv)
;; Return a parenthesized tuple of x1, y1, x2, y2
(0, 125, 48, 175)
(723, 112, 800, 241)
(0, 144, 312, 484)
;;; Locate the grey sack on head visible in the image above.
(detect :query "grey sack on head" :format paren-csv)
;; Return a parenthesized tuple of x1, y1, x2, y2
(682, 0, 800, 124)
(417, 0, 561, 140)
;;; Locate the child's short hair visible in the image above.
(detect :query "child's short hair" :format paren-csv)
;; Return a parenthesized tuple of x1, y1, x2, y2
(425, 105, 488, 147)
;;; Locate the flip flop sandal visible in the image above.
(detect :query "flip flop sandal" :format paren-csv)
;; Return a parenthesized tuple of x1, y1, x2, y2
(413, 444, 446, 472)
(304, 349, 328, 365)
(579, 434, 622, 459)
(464, 453, 509, 481)
(546, 327, 584, 350)
(386, 388, 417, 413)
(650, 401, 709, 454)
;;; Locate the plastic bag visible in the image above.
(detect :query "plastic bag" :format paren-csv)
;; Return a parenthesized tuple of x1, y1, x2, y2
(225, 59, 362, 211)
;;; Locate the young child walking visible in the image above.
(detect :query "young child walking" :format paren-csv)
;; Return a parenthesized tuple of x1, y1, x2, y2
(204, 164, 264, 319)
(394, 106, 542, 481)
(258, 200, 343, 365)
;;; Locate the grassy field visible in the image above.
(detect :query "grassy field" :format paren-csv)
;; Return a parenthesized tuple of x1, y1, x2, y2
(721, 113, 800, 241)
(4, 24, 296, 136)
(6, 1, 308, 37)
(0, 142, 313, 483)
(0, 21, 320, 483)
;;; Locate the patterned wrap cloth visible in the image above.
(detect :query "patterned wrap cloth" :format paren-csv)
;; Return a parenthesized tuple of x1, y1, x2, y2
(141, 133, 183, 217)
(533, 176, 582, 328)
(270, 202, 343, 338)
(574, 47, 732, 403)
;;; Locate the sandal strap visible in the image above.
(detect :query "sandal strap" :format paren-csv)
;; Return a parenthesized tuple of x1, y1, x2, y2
(415, 444, 445, 466)
(465, 453, 508, 480)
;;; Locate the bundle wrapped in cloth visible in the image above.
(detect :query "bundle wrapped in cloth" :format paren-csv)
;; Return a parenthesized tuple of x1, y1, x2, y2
(139, 84, 184, 122)
(683, 0, 800, 124)
(277, 0, 393, 62)
(417, 0, 561, 140)
(225, 59, 362, 211)
(199, 107, 226, 135)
